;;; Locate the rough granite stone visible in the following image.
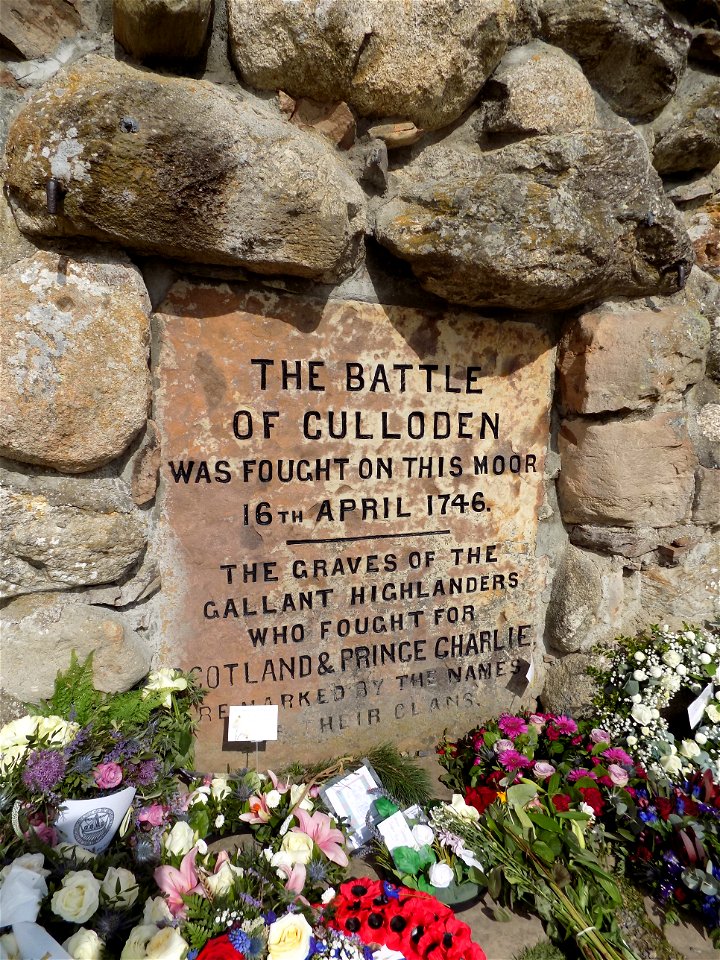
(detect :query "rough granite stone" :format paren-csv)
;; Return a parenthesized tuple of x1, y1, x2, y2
(0, 248, 151, 472)
(545, 544, 638, 653)
(569, 524, 702, 562)
(541, 652, 611, 717)
(686, 378, 720, 467)
(539, 0, 690, 119)
(289, 98, 356, 149)
(131, 420, 161, 506)
(113, 0, 212, 61)
(3, 55, 366, 283)
(693, 465, 720, 524)
(374, 129, 693, 311)
(0, 594, 151, 700)
(640, 538, 720, 624)
(0, 186, 35, 273)
(0, 469, 147, 598)
(480, 41, 598, 134)
(649, 68, 720, 174)
(557, 413, 697, 527)
(0, 0, 85, 59)
(227, 0, 516, 131)
(557, 292, 710, 414)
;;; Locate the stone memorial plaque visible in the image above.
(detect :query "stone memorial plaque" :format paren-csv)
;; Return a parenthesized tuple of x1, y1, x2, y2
(155, 284, 554, 769)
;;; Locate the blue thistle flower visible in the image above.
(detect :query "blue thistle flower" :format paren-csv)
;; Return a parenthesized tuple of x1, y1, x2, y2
(307, 861, 328, 884)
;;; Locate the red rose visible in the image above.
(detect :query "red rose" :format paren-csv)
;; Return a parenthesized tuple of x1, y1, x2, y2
(197, 935, 244, 960)
(546, 727, 560, 741)
(579, 787, 605, 816)
(552, 794, 571, 812)
(465, 786, 498, 815)
(655, 797, 674, 821)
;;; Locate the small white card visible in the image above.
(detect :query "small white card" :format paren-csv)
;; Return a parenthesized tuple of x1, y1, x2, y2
(377, 811, 418, 852)
(688, 683, 713, 729)
(320, 762, 383, 850)
(228, 704, 278, 742)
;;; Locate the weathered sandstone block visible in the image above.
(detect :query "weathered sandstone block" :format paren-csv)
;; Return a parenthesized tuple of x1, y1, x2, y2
(114, 0, 212, 61)
(540, 0, 689, 118)
(374, 129, 693, 311)
(640, 539, 720, 623)
(480, 41, 598, 134)
(0, 471, 147, 599)
(227, 0, 516, 131)
(649, 68, 720, 174)
(693, 465, 720, 524)
(557, 414, 697, 526)
(557, 293, 709, 414)
(0, 595, 150, 701)
(3, 56, 366, 283)
(0, 248, 150, 472)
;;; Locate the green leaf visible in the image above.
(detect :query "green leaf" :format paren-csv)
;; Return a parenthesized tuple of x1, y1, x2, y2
(415, 844, 437, 869)
(507, 783, 538, 810)
(527, 812, 562, 833)
(531, 841, 557, 864)
(391, 845, 421, 875)
(375, 797, 400, 819)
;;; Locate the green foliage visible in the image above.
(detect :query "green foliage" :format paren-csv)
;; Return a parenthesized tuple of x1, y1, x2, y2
(32, 651, 98, 724)
(513, 940, 569, 960)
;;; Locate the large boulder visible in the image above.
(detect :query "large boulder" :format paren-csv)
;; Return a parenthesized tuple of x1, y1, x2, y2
(113, 0, 212, 61)
(374, 129, 693, 311)
(557, 413, 697, 526)
(479, 41, 598, 135)
(0, 248, 151, 473)
(0, 594, 151, 701)
(0, 0, 86, 60)
(539, 0, 689, 119)
(0, 470, 147, 599)
(649, 68, 720, 174)
(557, 291, 710, 414)
(227, 0, 516, 131)
(3, 56, 366, 283)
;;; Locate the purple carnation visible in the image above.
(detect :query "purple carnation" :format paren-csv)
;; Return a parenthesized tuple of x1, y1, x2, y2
(22, 749, 66, 793)
(498, 714, 529, 738)
(498, 749, 533, 772)
(553, 715, 578, 735)
(603, 747, 633, 767)
(567, 768, 591, 782)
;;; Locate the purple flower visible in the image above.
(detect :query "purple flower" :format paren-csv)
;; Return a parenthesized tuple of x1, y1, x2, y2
(135, 760, 158, 786)
(498, 714, 528, 738)
(553, 716, 578, 735)
(498, 749, 533, 772)
(568, 768, 591, 782)
(22, 749, 66, 793)
(603, 747, 633, 767)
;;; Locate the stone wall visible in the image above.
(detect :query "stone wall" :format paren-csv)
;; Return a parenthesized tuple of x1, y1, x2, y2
(1, 0, 718, 754)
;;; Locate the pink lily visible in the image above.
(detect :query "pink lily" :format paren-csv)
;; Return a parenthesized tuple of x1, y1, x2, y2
(239, 794, 272, 824)
(292, 809, 348, 867)
(153, 846, 204, 917)
(278, 860, 306, 894)
(267, 770, 289, 793)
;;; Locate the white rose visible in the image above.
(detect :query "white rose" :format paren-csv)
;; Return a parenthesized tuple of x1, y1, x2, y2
(0, 934, 20, 960)
(449, 794, 479, 822)
(54, 843, 96, 863)
(660, 753, 683, 777)
(266, 789, 282, 809)
(211, 777, 230, 800)
(633, 670, 648, 682)
(650, 709, 660, 720)
(631, 703, 653, 726)
(699, 654, 712, 665)
(704, 642, 717, 655)
(0, 715, 38, 750)
(163, 821, 196, 857)
(662, 650, 682, 668)
(143, 896, 173, 924)
(428, 862, 454, 888)
(280, 830, 314, 865)
(412, 824, 435, 848)
(649, 666, 662, 679)
(289, 784, 314, 812)
(706, 704, 720, 723)
(676, 664, 688, 677)
(627, 736, 638, 746)
(145, 927, 189, 960)
(121, 925, 159, 960)
(695, 732, 708, 746)
(101, 866, 139, 908)
(63, 929, 104, 960)
(143, 668, 188, 708)
(321, 888, 336, 904)
(205, 860, 244, 898)
(51, 871, 101, 924)
(268, 913, 312, 960)
(631, 694, 642, 704)
(685, 631, 696, 641)
(0, 853, 49, 881)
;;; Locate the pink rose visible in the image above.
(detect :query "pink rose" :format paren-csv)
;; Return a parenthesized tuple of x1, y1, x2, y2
(28, 823, 57, 846)
(137, 804, 166, 827)
(93, 762, 123, 789)
(608, 764, 629, 787)
(590, 729, 611, 744)
(528, 714, 546, 731)
(533, 761, 555, 779)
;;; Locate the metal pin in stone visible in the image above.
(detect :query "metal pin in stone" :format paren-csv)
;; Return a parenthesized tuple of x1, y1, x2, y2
(677, 263, 687, 289)
(46, 177, 62, 214)
(645, 210, 655, 227)
(120, 117, 139, 134)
